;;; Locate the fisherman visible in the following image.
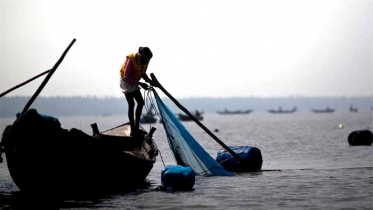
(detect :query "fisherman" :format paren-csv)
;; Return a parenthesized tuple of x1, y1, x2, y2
(120, 47, 156, 136)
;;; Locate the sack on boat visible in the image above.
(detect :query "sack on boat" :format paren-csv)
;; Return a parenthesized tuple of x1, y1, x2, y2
(216, 146, 263, 172)
(161, 165, 195, 191)
(16, 109, 61, 127)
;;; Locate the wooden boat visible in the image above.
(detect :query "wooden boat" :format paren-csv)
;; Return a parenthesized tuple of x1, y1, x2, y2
(268, 106, 297, 114)
(1, 109, 158, 195)
(178, 110, 203, 121)
(311, 107, 335, 113)
(217, 109, 253, 115)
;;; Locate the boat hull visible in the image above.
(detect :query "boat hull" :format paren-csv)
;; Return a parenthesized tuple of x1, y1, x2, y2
(2, 109, 156, 195)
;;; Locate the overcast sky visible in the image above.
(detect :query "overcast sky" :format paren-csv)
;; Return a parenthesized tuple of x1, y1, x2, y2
(1, 0, 372, 98)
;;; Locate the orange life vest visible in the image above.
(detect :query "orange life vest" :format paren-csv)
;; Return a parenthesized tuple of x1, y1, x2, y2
(120, 53, 149, 80)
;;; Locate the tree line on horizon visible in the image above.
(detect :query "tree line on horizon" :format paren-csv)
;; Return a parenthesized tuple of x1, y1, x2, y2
(0, 96, 372, 117)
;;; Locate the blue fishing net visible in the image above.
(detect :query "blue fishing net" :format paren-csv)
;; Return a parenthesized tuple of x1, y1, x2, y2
(152, 90, 233, 176)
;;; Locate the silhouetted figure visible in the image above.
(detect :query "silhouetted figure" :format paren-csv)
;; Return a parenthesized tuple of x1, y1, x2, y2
(120, 47, 156, 136)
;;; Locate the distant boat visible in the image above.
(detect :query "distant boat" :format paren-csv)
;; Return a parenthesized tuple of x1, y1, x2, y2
(178, 110, 203, 121)
(268, 106, 297, 114)
(311, 107, 335, 113)
(217, 109, 253, 115)
(140, 104, 157, 124)
(349, 104, 358, 112)
(140, 113, 157, 124)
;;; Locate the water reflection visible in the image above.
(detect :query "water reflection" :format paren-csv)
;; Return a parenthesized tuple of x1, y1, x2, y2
(0, 181, 153, 209)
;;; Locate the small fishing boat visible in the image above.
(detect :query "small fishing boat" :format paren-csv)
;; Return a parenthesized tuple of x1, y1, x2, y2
(217, 109, 253, 115)
(1, 109, 158, 195)
(268, 106, 297, 114)
(349, 104, 358, 112)
(140, 113, 157, 123)
(140, 104, 157, 124)
(311, 107, 335, 113)
(178, 110, 203, 121)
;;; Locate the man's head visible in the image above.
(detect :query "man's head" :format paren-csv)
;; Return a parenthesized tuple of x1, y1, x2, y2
(138, 47, 153, 64)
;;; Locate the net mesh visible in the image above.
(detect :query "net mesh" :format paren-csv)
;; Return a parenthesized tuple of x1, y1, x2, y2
(152, 90, 233, 176)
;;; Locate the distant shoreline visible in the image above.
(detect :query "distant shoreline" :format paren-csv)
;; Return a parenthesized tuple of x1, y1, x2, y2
(1, 96, 372, 117)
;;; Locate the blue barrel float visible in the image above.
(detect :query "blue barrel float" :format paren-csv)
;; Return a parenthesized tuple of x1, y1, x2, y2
(160, 165, 195, 191)
(216, 146, 263, 172)
(348, 130, 373, 146)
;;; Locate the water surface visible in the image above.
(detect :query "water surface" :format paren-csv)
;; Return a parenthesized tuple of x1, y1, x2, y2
(1, 111, 372, 209)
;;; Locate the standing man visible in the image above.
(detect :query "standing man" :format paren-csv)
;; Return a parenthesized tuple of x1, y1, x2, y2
(120, 47, 155, 136)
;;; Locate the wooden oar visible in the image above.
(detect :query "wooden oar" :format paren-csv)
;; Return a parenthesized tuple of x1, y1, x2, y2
(0, 69, 51, 98)
(150, 73, 248, 166)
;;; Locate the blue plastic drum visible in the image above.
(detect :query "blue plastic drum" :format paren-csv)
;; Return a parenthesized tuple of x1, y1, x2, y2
(348, 130, 373, 146)
(216, 146, 263, 172)
(161, 165, 195, 191)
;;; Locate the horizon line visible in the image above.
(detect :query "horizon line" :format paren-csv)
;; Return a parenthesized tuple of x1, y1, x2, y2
(2, 94, 372, 99)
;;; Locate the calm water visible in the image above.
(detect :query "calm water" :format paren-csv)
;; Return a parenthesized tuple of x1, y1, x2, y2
(0, 111, 372, 209)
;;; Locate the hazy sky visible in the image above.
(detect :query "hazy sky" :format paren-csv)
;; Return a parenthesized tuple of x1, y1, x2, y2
(1, 0, 372, 98)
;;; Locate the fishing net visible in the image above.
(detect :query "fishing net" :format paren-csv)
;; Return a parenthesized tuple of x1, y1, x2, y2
(151, 90, 233, 176)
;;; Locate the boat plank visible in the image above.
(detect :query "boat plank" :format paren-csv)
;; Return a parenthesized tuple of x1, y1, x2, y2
(102, 124, 131, 137)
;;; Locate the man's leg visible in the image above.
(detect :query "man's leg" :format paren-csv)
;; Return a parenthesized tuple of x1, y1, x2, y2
(132, 90, 144, 131)
(124, 92, 136, 134)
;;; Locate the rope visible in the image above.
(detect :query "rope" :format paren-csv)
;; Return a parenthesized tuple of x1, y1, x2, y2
(146, 88, 182, 161)
(142, 87, 165, 167)
(157, 147, 166, 167)
(143, 87, 162, 120)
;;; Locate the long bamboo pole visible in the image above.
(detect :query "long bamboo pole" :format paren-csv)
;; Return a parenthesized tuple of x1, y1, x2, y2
(0, 39, 76, 163)
(21, 39, 76, 114)
(150, 73, 248, 166)
(0, 69, 51, 98)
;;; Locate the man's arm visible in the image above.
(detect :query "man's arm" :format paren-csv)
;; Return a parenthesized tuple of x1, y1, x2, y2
(142, 73, 157, 86)
(142, 73, 151, 83)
